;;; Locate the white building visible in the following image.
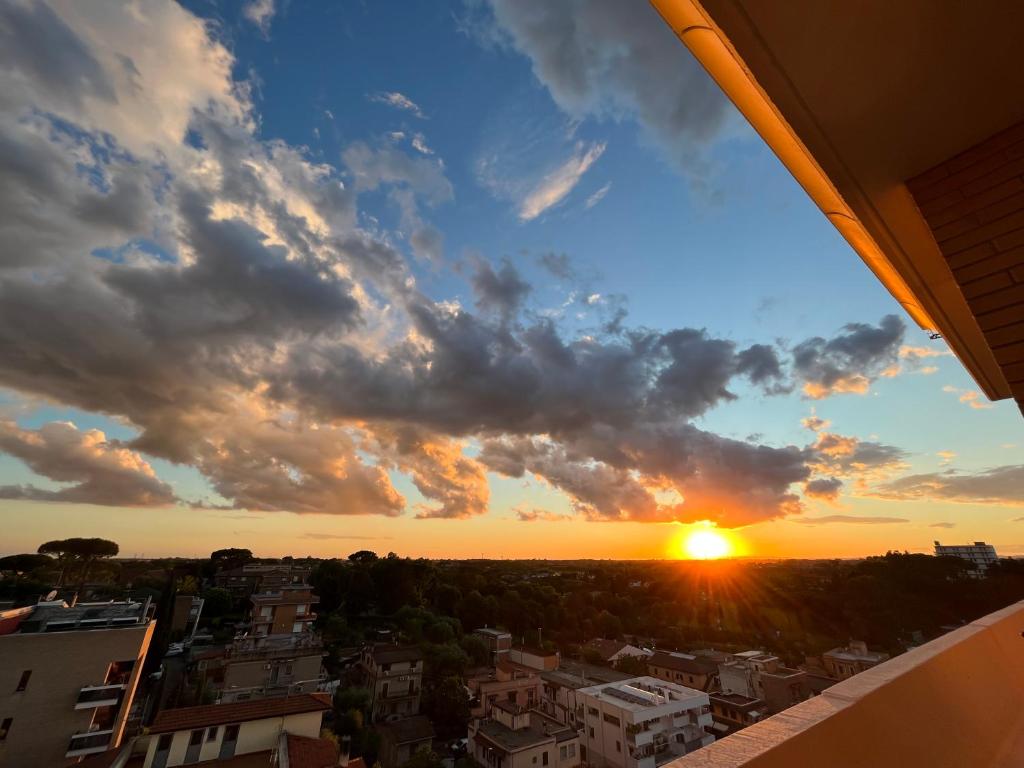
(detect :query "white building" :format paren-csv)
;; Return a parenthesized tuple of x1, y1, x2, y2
(934, 541, 998, 575)
(575, 677, 714, 768)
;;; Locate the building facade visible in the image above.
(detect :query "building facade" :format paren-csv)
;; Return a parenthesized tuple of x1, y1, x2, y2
(0, 599, 155, 767)
(469, 701, 580, 768)
(934, 541, 999, 575)
(359, 644, 424, 723)
(575, 677, 714, 768)
(142, 693, 331, 767)
(469, 662, 542, 718)
(718, 652, 809, 715)
(822, 641, 890, 681)
(377, 714, 435, 768)
(646, 652, 718, 691)
(474, 628, 513, 664)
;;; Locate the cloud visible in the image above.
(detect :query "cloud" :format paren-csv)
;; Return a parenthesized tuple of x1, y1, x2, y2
(942, 386, 994, 410)
(801, 413, 830, 432)
(804, 477, 843, 501)
(585, 182, 611, 209)
(469, 0, 731, 183)
(411, 133, 433, 155)
(937, 450, 956, 466)
(518, 142, 605, 221)
(929, 522, 956, 529)
(369, 91, 426, 119)
(792, 315, 905, 399)
(874, 466, 1024, 506)
(0, 1, 921, 530)
(0, 420, 176, 506)
(793, 515, 909, 525)
(243, 0, 276, 36)
(538, 252, 574, 280)
(515, 508, 573, 522)
(807, 431, 908, 480)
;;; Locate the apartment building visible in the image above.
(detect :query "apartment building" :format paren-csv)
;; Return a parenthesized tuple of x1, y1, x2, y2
(250, 582, 317, 638)
(507, 647, 559, 672)
(377, 714, 435, 768)
(359, 644, 424, 723)
(474, 628, 513, 664)
(718, 652, 809, 715)
(934, 541, 999, 575)
(469, 661, 542, 718)
(0, 598, 155, 767)
(576, 677, 714, 768)
(539, 661, 632, 728)
(646, 652, 718, 691)
(822, 641, 890, 681)
(218, 633, 325, 703)
(142, 692, 332, 767)
(707, 693, 765, 737)
(469, 701, 580, 768)
(214, 563, 312, 599)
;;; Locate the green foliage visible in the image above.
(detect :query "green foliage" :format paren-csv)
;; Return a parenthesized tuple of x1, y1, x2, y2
(0, 554, 54, 575)
(201, 587, 233, 618)
(614, 654, 649, 675)
(459, 634, 490, 667)
(404, 748, 445, 768)
(348, 550, 378, 563)
(210, 548, 253, 571)
(423, 675, 471, 740)
(175, 575, 200, 595)
(37, 537, 119, 592)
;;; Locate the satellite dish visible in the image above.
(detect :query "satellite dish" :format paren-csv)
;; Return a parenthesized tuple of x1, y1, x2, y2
(44, 590, 58, 601)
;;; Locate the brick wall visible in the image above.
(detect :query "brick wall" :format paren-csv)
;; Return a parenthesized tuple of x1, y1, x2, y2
(907, 121, 1024, 413)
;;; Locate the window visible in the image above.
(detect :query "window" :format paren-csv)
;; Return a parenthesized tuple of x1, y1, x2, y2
(603, 713, 620, 727)
(588, 727, 594, 738)
(560, 747, 568, 760)
(189, 730, 204, 746)
(260, 606, 272, 618)
(615, 741, 621, 753)
(532, 757, 537, 765)
(207, 726, 218, 742)
(542, 751, 549, 766)
(292, 622, 303, 633)
(568, 745, 576, 758)
(15, 670, 30, 692)
(296, 604, 307, 615)
(0, 718, 11, 741)
(587, 706, 598, 717)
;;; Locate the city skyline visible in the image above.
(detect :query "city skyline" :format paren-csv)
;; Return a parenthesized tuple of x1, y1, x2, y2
(0, 0, 1022, 561)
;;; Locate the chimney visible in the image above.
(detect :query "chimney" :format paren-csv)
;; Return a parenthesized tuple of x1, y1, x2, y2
(339, 734, 351, 767)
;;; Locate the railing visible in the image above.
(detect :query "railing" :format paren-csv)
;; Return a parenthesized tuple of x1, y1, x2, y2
(75, 684, 126, 709)
(66, 729, 114, 757)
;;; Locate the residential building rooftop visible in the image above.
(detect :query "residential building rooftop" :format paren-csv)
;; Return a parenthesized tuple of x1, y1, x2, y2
(0, 598, 153, 635)
(649, 650, 719, 676)
(376, 714, 434, 745)
(577, 676, 707, 712)
(149, 693, 331, 734)
(366, 643, 423, 665)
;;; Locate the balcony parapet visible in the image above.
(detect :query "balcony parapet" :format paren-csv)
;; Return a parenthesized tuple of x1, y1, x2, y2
(667, 600, 1024, 767)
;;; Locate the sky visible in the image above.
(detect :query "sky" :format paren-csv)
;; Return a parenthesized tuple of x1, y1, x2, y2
(0, 0, 1021, 561)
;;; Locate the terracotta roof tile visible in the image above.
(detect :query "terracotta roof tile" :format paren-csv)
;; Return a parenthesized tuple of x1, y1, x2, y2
(150, 693, 331, 733)
(286, 734, 339, 768)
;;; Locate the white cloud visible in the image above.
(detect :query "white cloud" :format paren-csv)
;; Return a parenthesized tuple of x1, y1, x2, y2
(518, 142, 605, 221)
(411, 133, 433, 155)
(585, 182, 611, 209)
(369, 91, 426, 119)
(243, 0, 276, 36)
(942, 386, 994, 410)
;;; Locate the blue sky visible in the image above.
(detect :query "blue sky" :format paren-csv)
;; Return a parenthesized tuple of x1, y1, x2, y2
(0, 0, 1020, 559)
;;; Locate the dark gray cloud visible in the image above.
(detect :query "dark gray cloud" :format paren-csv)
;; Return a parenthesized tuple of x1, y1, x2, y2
(792, 315, 905, 398)
(537, 252, 574, 280)
(874, 466, 1024, 506)
(515, 508, 572, 522)
(804, 477, 843, 501)
(470, 257, 532, 323)
(473, 0, 731, 179)
(0, 420, 176, 507)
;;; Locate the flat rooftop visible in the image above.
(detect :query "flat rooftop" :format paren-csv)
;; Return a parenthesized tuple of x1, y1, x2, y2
(0, 599, 151, 635)
(578, 677, 706, 711)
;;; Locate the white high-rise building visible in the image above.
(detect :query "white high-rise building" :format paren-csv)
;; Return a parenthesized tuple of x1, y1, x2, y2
(934, 541, 998, 575)
(575, 677, 714, 768)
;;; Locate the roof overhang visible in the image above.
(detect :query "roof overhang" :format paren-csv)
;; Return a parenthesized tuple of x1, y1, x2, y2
(650, 0, 1024, 410)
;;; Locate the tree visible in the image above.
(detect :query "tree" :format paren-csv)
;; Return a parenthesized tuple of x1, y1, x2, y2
(0, 554, 53, 575)
(405, 748, 444, 768)
(348, 550, 378, 563)
(38, 538, 119, 594)
(210, 548, 254, 572)
(460, 634, 490, 667)
(423, 676, 471, 740)
(201, 587, 233, 618)
(614, 654, 649, 675)
(176, 575, 200, 595)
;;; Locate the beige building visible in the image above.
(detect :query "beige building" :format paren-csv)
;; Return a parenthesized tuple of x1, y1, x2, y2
(218, 635, 325, 703)
(576, 677, 714, 768)
(718, 653, 808, 716)
(0, 598, 155, 767)
(647, 652, 718, 692)
(142, 692, 332, 767)
(539, 662, 632, 728)
(469, 701, 580, 768)
(469, 662, 542, 718)
(474, 628, 513, 664)
(821, 641, 889, 681)
(359, 644, 424, 723)
(250, 583, 318, 638)
(377, 714, 435, 768)
(507, 647, 559, 672)
(708, 693, 765, 737)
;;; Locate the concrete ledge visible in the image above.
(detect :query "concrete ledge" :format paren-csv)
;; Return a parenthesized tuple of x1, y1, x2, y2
(668, 600, 1024, 767)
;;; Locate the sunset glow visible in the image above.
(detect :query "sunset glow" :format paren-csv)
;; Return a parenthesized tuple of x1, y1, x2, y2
(682, 529, 732, 560)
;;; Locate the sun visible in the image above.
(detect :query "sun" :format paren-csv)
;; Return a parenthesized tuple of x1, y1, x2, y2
(682, 529, 732, 560)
